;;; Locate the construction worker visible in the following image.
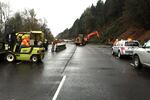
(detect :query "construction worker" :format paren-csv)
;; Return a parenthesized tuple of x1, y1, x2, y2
(51, 39, 58, 52)
(21, 35, 30, 47)
(15, 33, 22, 52)
(113, 39, 119, 46)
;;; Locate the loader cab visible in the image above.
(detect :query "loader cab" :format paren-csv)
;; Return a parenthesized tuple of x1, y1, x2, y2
(30, 31, 44, 47)
(75, 34, 86, 46)
(6, 31, 45, 63)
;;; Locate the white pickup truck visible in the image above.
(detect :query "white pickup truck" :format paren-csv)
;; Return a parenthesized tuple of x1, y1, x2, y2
(133, 40, 150, 69)
(112, 40, 140, 58)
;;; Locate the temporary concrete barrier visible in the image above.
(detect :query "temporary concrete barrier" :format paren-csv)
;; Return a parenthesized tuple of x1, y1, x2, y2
(51, 43, 66, 52)
(55, 43, 66, 52)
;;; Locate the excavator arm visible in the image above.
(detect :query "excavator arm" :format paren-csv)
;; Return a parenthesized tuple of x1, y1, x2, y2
(84, 31, 100, 42)
(75, 31, 100, 46)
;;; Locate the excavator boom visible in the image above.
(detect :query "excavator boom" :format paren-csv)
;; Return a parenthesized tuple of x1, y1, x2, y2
(75, 31, 100, 46)
(84, 31, 100, 41)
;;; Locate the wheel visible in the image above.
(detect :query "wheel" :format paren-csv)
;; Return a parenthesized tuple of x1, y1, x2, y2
(133, 55, 142, 69)
(118, 51, 122, 58)
(112, 49, 115, 55)
(51, 48, 54, 52)
(83, 42, 86, 46)
(31, 55, 39, 63)
(6, 53, 15, 62)
(55, 47, 58, 52)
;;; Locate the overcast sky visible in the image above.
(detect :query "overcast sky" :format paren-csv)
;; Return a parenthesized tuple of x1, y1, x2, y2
(1, 0, 105, 36)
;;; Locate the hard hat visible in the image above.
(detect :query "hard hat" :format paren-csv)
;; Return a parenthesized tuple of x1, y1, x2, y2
(22, 35, 26, 39)
(22, 34, 30, 39)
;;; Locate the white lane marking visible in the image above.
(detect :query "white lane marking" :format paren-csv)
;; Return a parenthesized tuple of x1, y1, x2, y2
(130, 63, 134, 66)
(52, 75, 66, 100)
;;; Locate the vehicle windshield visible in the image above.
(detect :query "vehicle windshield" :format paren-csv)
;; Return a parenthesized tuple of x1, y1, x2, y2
(145, 40, 150, 48)
(125, 42, 139, 46)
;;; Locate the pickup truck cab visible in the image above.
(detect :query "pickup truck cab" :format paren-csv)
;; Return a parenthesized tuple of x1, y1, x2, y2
(133, 40, 150, 69)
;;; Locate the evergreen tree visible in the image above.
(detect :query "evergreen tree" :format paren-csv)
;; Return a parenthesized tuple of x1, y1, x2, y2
(123, 0, 150, 29)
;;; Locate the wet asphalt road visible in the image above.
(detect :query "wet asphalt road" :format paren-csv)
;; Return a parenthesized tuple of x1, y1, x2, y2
(0, 43, 76, 100)
(1, 43, 150, 100)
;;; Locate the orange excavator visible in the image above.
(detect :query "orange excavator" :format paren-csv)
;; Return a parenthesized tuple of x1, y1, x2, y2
(75, 31, 100, 46)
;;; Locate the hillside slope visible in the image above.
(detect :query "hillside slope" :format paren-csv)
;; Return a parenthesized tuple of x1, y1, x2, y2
(118, 28, 150, 44)
(57, 0, 150, 44)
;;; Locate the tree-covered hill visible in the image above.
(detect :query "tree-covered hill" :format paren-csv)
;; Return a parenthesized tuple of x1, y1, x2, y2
(57, 0, 150, 44)
(0, 2, 54, 42)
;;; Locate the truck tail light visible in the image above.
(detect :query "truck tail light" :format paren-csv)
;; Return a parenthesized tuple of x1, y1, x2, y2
(121, 47, 125, 51)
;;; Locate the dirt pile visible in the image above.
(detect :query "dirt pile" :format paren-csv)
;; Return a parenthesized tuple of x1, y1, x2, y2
(118, 28, 150, 44)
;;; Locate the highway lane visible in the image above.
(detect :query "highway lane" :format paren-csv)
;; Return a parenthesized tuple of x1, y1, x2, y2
(57, 44, 150, 100)
(1, 44, 150, 100)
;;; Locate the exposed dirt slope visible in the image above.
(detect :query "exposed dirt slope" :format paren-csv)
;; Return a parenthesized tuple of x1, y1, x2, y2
(118, 28, 150, 44)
